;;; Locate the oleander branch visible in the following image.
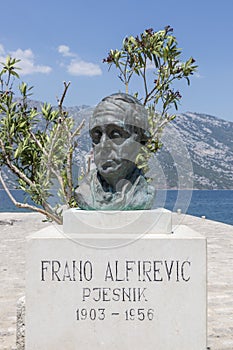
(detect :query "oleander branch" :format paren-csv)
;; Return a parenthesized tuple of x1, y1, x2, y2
(0, 170, 62, 224)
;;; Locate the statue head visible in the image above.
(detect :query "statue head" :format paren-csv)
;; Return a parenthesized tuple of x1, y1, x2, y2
(89, 93, 150, 189)
(75, 93, 155, 210)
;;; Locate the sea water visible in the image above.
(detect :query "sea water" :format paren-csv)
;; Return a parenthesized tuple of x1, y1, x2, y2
(0, 189, 232, 226)
(163, 190, 233, 226)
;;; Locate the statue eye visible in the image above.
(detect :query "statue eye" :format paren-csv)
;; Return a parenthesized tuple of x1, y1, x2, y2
(91, 129, 102, 144)
(108, 126, 130, 144)
(110, 130, 122, 139)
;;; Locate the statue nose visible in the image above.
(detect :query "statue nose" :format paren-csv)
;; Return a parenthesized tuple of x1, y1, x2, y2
(99, 133, 111, 148)
(97, 134, 114, 159)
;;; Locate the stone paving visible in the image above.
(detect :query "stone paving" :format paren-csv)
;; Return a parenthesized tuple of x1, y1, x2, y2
(0, 211, 232, 350)
(173, 213, 233, 350)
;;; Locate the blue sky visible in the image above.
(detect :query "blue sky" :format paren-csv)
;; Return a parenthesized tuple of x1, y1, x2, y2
(1, 0, 233, 121)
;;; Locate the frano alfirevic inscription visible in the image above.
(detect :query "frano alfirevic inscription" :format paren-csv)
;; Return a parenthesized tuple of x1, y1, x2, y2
(75, 93, 155, 210)
(41, 259, 191, 322)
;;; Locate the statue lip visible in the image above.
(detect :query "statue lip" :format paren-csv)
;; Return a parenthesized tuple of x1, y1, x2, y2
(101, 159, 120, 171)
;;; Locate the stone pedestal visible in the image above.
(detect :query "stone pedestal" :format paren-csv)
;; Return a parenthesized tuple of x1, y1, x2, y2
(26, 209, 207, 350)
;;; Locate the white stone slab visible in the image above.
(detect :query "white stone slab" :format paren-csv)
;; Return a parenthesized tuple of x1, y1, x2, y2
(26, 213, 207, 350)
(63, 208, 172, 234)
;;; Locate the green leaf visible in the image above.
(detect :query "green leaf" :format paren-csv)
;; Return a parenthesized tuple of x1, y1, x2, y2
(10, 71, 20, 79)
(10, 123, 15, 135)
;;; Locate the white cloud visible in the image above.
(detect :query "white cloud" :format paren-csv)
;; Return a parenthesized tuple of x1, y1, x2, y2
(0, 44, 52, 75)
(67, 59, 102, 76)
(58, 45, 75, 57)
(0, 44, 5, 55)
(11, 48, 52, 75)
(57, 44, 102, 77)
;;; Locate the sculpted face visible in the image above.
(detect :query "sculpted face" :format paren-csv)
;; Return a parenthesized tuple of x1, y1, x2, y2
(90, 116, 141, 186)
(75, 93, 155, 210)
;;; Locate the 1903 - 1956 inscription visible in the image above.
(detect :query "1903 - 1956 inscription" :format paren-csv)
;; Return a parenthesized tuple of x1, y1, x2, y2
(40, 259, 191, 322)
(76, 308, 155, 321)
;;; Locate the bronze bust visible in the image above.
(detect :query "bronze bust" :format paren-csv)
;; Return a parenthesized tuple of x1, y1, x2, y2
(75, 93, 155, 210)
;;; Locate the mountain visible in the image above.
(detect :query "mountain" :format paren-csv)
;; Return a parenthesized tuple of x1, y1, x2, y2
(163, 112, 233, 189)
(1, 101, 233, 190)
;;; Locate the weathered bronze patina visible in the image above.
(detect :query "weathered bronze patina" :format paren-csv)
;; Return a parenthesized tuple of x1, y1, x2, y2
(75, 93, 155, 210)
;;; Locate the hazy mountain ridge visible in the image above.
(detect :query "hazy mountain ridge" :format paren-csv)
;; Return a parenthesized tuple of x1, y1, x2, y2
(169, 112, 233, 188)
(1, 101, 233, 189)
